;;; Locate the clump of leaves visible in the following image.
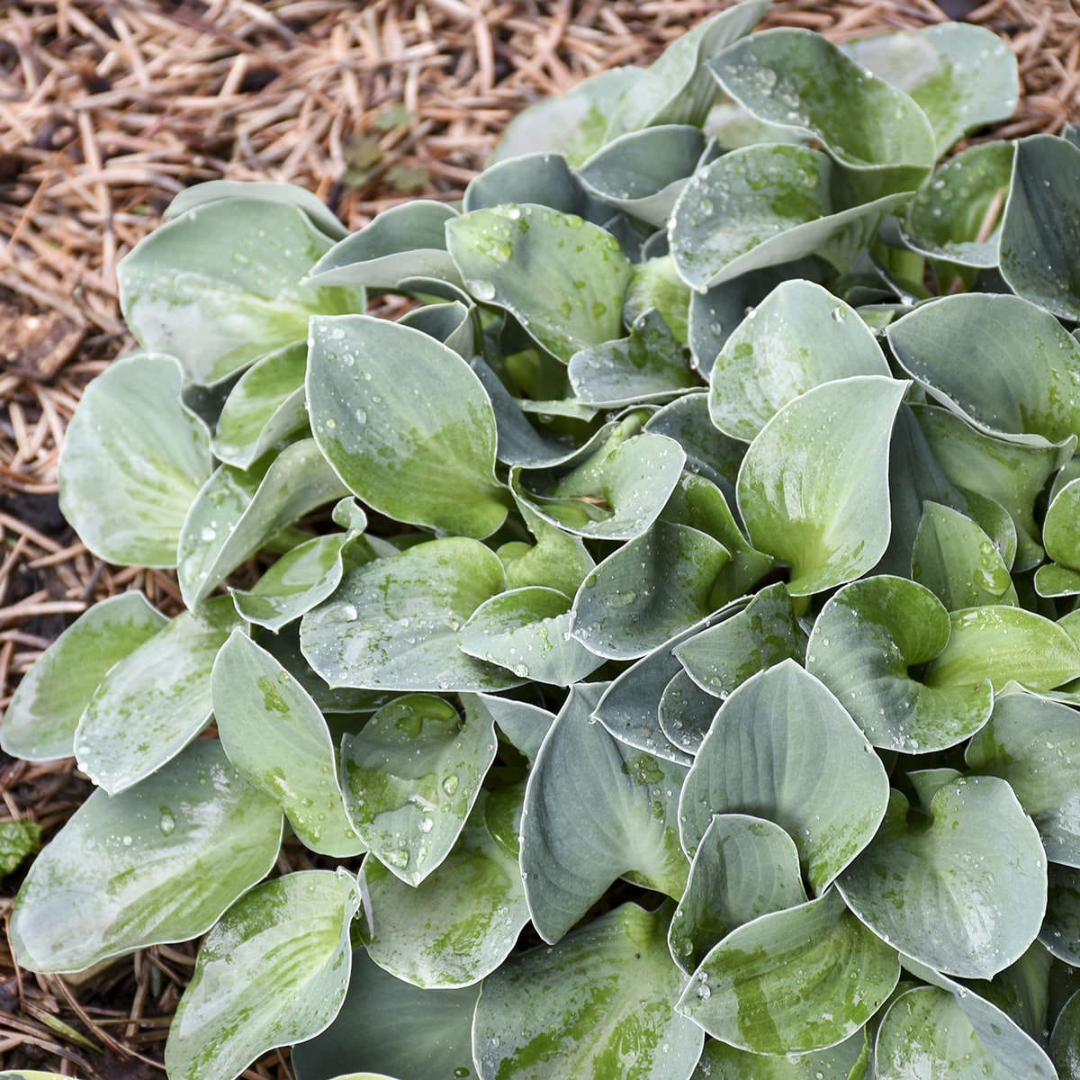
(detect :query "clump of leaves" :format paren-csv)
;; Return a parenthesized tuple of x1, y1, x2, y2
(6, 2, 1080, 1078)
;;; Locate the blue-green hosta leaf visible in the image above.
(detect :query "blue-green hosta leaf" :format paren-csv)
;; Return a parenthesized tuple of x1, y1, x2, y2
(231, 500, 369, 632)
(118, 199, 365, 385)
(0, 592, 167, 761)
(679, 660, 889, 894)
(0, 820, 41, 878)
(710, 28, 935, 188)
(1053, 988, 1080, 1080)
(499, 497, 594, 597)
(521, 686, 688, 944)
(624, 256, 692, 346)
(8, 740, 282, 973)
(474, 902, 703, 1080)
(460, 586, 603, 686)
(707, 280, 889, 442)
(888, 294, 1080, 445)
(912, 502, 1018, 611)
(292, 949, 479, 1080)
(670, 145, 907, 290)
(966, 691, 1080, 867)
(1040, 479, 1080, 590)
(339, 694, 496, 885)
(164, 180, 348, 240)
(464, 152, 597, 217)
(736, 375, 907, 596)
(902, 143, 1015, 269)
(398, 300, 477, 361)
(73, 596, 241, 795)
(165, 869, 360, 1080)
(875, 984, 1054, 1080)
(678, 889, 899, 1055)
(178, 439, 348, 608)
(446, 204, 633, 362)
(806, 576, 993, 754)
(511, 425, 686, 541)
(470, 695, 555, 763)
(307, 314, 507, 539)
(57, 354, 212, 567)
(674, 582, 805, 700)
(300, 538, 519, 693)
(1001, 134, 1080, 321)
(924, 606, 1080, 693)
(361, 790, 529, 988)
(645, 393, 745, 499)
(1043, 865, 1080, 964)
(212, 633, 363, 857)
(658, 670, 722, 757)
(211, 342, 308, 468)
(838, 775, 1046, 979)
(692, 1030, 872, 1080)
(305, 201, 460, 289)
(577, 126, 704, 228)
(843, 23, 1018, 156)
(913, 403, 1071, 572)
(669, 814, 806, 975)
(568, 310, 697, 408)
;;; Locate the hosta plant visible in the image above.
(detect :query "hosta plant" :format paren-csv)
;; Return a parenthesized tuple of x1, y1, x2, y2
(7, 1, 1080, 1077)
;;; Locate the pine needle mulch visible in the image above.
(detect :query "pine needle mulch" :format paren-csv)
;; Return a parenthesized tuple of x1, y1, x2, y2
(0, 1, 1077, 1076)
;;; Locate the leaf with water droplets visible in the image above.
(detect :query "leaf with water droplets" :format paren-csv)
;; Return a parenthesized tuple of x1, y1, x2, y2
(474, 902, 703, 1080)
(837, 775, 1047, 979)
(308, 314, 508, 539)
(165, 870, 360, 1080)
(691, 1029, 872, 1080)
(1053, 988, 1080, 1080)
(8, 740, 282, 974)
(1041, 865, 1080, 965)
(339, 694, 496, 885)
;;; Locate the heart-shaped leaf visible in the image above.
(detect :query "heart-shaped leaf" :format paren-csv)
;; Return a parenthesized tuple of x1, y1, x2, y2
(1001, 134, 1080, 321)
(474, 902, 703, 1080)
(165, 869, 360, 1080)
(307, 314, 508, 539)
(463, 152, 598, 217)
(8, 740, 282, 973)
(736, 375, 907, 595)
(838, 775, 1047, 979)
(521, 686, 689, 944)
(118, 199, 365, 384)
(57, 354, 213, 568)
(361, 789, 529, 988)
(0, 592, 167, 762)
(668, 813, 806, 975)
(645, 393, 745, 499)
(212, 632, 363, 857)
(680, 660, 889, 894)
(446, 205, 633, 362)
(73, 597, 241, 795)
(966, 691, 1080, 867)
(300, 538, 519, 693)
(708, 280, 889, 442)
(658, 669, 722, 757)
(677, 889, 900, 1054)
(806, 576, 993, 753)
(339, 694, 496, 884)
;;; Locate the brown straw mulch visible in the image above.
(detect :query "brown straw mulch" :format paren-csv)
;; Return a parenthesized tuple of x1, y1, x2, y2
(1, 1, 1078, 1076)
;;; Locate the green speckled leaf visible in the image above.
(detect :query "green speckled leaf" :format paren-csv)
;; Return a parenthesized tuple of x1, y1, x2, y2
(57, 354, 212, 568)
(165, 870, 360, 1080)
(361, 789, 529, 988)
(212, 632, 363, 857)
(118, 199, 365, 384)
(340, 694, 496, 885)
(677, 890, 899, 1055)
(474, 902, 703, 1080)
(73, 596, 241, 795)
(8, 740, 282, 973)
(300, 538, 519, 693)
(736, 375, 907, 596)
(837, 776, 1046, 979)
(0, 820, 41, 878)
(0, 592, 167, 761)
(691, 1029, 871, 1079)
(966, 691, 1080, 866)
(806, 576, 993, 753)
(307, 315, 507, 539)
(624, 256, 692, 346)
(447, 205, 632, 362)
(521, 686, 689, 944)
(679, 660, 889, 894)
(668, 813, 806, 975)
(500, 497, 594, 598)
(708, 280, 888, 442)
